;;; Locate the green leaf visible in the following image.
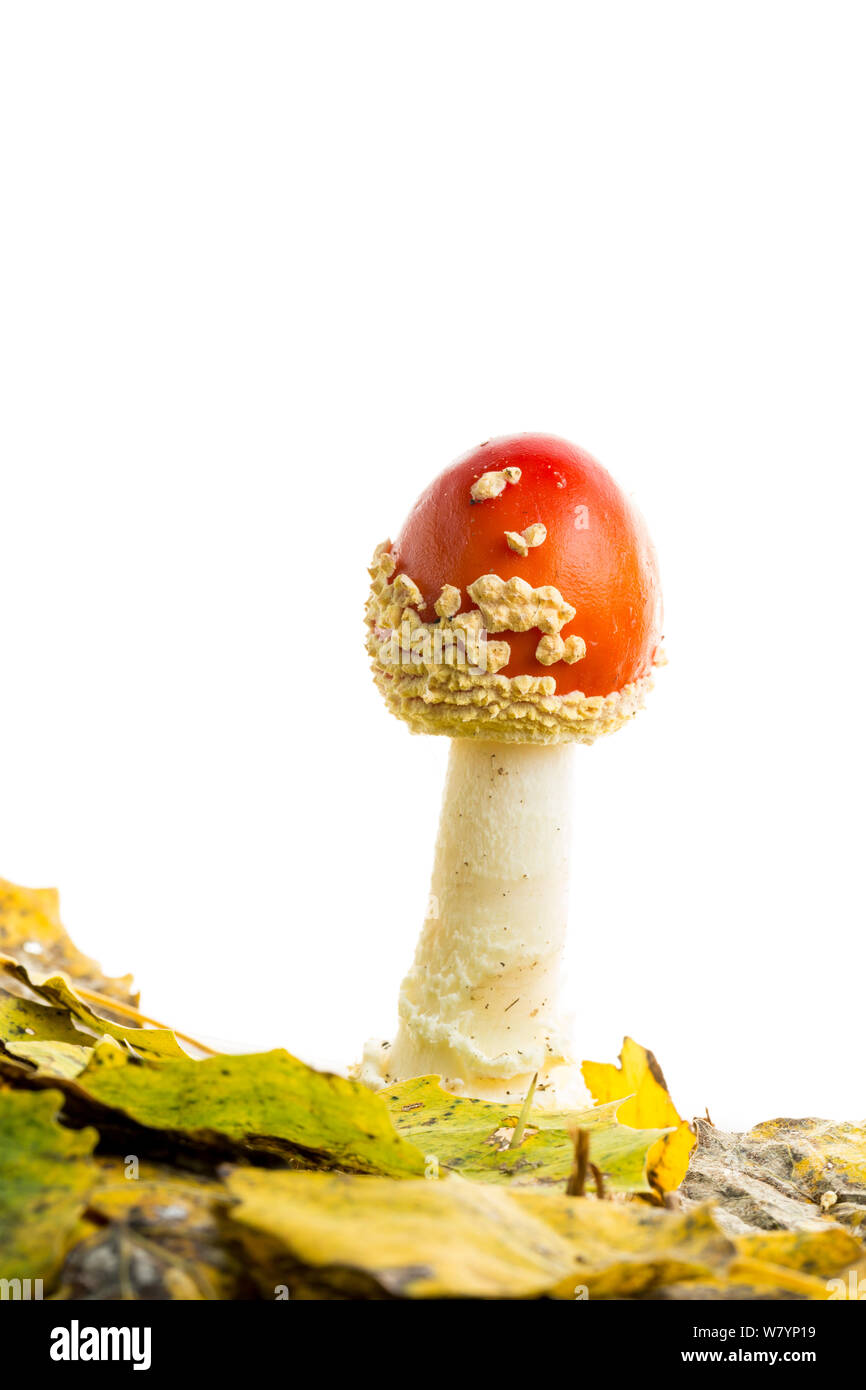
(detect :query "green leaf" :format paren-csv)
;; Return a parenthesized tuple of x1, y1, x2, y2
(0, 987, 91, 1048)
(0, 1088, 98, 1285)
(0, 957, 187, 1060)
(71, 1043, 428, 1177)
(6, 1039, 94, 1079)
(382, 1074, 669, 1192)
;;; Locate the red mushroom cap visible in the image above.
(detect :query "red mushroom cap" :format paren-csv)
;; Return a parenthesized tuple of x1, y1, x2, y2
(391, 434, 662, 697)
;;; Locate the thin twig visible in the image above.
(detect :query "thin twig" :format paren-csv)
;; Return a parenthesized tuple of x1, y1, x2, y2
(0, 955, 219, 1056)
(508, 1072, 538, 1149)
(72, 986, 219, 1057)
(589, 1161, 607, 1200)
(567, 1127, 590, 1196)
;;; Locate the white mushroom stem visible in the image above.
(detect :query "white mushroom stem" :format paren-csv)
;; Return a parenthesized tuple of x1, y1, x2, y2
(378, 739, 588, 1108)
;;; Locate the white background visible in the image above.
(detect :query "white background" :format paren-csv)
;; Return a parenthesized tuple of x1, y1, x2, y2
(1, 3, 863, 1131)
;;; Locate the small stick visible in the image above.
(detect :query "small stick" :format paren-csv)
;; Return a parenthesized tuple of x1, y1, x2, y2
(508, 1072, 538, 1149)
(567, 1126, 590, 1196)
(0, 956, 218, 1056)
(61, 983, 218, 1058)
(589, 1161, 607, 1200)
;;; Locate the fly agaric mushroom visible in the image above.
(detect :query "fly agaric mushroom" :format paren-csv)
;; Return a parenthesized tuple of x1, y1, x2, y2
(361, 434, 662, 1107)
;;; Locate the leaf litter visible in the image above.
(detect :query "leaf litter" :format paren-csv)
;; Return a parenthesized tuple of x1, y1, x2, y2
(0, 877, 863, 1300)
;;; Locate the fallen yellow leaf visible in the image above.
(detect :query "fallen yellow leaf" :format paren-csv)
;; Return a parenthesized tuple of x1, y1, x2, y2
(225, 1167, 735, 1300)
(0, 878, 135, 1004)
(582, 1036, 695, 1193)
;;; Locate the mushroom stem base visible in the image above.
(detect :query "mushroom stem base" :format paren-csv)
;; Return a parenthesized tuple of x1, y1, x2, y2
(359, 738, 590, 1110)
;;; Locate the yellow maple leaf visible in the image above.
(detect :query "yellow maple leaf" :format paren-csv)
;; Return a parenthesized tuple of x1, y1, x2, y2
(581, 1036, 695, 1194)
